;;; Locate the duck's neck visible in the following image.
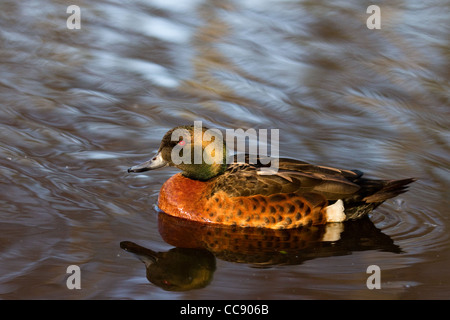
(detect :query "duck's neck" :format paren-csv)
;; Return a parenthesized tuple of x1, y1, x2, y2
(181, 162, 227, 181)
(180, 145, 228, 181)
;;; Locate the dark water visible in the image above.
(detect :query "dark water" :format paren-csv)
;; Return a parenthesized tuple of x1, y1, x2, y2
(0, 0, 449, 299)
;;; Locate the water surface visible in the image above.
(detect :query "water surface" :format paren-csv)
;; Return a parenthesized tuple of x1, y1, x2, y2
(0, 0, 449, 299)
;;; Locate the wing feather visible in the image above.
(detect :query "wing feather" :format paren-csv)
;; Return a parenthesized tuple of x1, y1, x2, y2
(209, 157, 361, 200)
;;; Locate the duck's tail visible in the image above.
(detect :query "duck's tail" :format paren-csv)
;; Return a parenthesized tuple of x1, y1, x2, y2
(361, 178, 416, 203)
(344, 178, 416, 220)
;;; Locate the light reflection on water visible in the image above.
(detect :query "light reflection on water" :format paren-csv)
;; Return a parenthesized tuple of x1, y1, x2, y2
(0, 0, 449, 299)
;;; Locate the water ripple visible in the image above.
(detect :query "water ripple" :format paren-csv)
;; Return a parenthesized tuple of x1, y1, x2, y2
(0, 0, 448, 299)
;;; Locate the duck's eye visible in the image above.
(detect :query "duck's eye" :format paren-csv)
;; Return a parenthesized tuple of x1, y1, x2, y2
(178, 140, 186, 146)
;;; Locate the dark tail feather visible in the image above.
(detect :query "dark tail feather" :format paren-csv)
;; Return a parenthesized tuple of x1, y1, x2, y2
(344, 177, 415, 220)
(362, 178, 416, 203)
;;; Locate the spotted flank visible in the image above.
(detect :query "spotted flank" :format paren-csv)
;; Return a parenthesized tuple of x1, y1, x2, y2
(204, 192, 328, 229)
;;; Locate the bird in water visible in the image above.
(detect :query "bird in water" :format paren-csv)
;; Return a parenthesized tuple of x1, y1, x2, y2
(128, 125, 414, 229)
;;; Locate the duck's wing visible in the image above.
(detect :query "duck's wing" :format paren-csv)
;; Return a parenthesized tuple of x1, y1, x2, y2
(210, 157, 362, 200)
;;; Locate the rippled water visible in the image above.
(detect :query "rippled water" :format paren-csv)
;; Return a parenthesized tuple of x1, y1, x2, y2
(0, 0, 449, 299)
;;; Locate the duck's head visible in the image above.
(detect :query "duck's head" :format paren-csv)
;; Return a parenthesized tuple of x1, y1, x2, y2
(128, 125, 228, 181)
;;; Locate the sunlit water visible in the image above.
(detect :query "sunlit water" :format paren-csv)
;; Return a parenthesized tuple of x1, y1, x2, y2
(0, 0, 449, 299)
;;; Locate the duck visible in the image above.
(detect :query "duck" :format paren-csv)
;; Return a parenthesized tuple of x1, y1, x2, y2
(128, 125, 415, 229)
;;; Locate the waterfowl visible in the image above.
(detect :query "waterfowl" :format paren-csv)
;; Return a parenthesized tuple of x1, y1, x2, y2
(128, 125, 414, 229)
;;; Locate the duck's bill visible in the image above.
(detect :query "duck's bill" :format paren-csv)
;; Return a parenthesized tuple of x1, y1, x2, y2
(128, 152, 168, 173)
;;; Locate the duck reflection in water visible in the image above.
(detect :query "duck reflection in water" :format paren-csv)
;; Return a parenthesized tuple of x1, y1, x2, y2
(120, 241, 216, 292)
(120, 212, 401, 291)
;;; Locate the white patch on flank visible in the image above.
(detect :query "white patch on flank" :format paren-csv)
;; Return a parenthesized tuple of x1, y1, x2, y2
(325, 199, 346, 223)
(322, 222, 344, 242)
